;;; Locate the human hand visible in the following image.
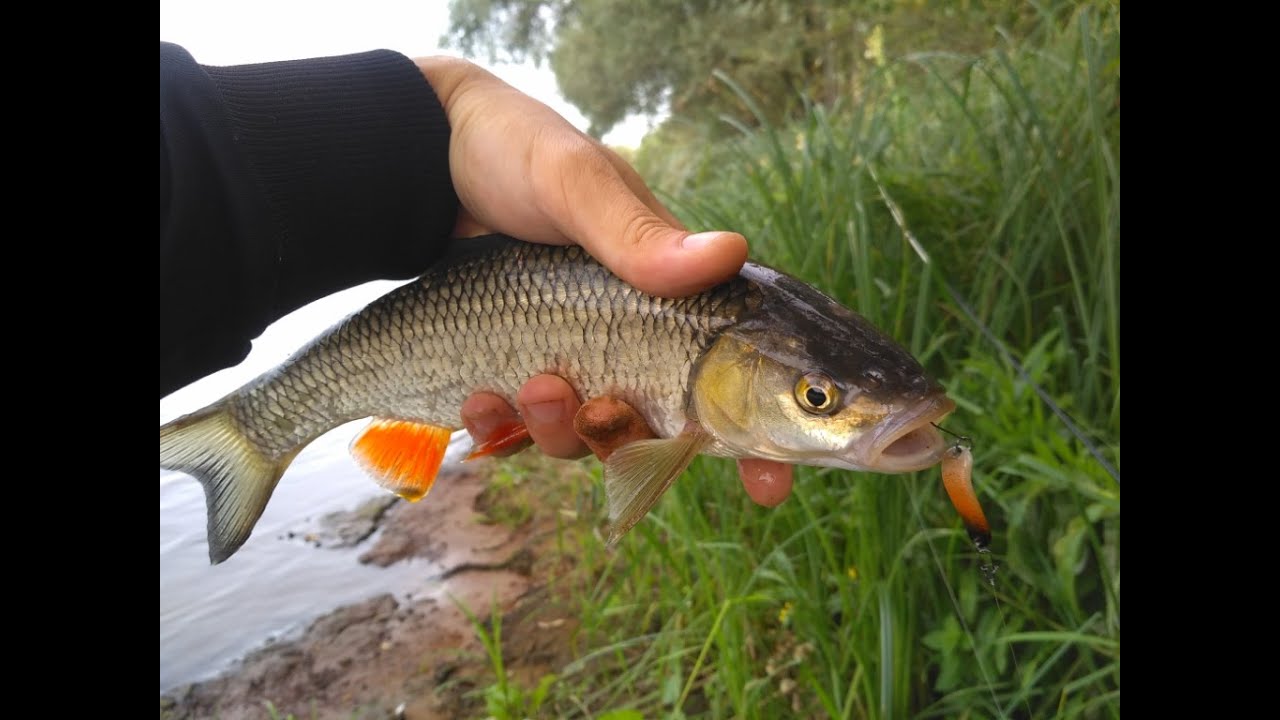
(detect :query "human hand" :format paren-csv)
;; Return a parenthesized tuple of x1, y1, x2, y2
(461, 379, 793, 508)
(415, 56, 748, 297)
(418, 57, 791, 506)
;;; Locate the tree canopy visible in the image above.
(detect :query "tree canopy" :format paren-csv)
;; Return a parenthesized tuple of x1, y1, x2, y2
(444, 0, 1046, 138)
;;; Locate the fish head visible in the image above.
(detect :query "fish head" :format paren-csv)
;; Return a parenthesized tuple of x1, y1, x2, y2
(690, 264, 955, 473)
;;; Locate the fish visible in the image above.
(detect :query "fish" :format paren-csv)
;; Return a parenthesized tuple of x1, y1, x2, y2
(160, 234, 956, 563)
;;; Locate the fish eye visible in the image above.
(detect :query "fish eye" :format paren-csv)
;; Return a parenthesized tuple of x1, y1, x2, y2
(795, 373, 839, 415)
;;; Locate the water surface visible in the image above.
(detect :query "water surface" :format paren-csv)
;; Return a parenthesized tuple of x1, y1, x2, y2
(160, 280, 440, 692)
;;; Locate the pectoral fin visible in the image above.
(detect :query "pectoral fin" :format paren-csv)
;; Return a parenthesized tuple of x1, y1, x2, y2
(464, 421, 531, 460)
(603, 429, 710, 546)
(351, 419, 454, 501)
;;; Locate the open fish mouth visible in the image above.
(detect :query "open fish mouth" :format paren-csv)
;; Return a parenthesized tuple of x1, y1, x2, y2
(857, 393, 957, 472)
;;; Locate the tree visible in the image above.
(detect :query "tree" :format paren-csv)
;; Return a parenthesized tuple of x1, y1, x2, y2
(447, 1, 869, 137)
(444, 1, 1046, 138)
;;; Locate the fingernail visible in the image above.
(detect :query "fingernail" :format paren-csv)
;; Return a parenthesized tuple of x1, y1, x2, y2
(523, 399, 565, 425)
(680, 231, 722, 251)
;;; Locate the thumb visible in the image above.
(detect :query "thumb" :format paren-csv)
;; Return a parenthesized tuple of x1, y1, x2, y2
(546, 141, 747, 297)
(596, 224, 749, 298)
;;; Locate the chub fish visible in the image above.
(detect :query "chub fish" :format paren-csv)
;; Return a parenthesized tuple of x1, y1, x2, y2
(160, 235, 956, 563)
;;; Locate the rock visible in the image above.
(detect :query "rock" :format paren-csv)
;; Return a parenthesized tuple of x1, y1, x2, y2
(315, 495, 401, 548)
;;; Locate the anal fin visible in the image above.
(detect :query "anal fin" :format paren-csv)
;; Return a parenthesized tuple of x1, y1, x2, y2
(351, 419, 453, 502)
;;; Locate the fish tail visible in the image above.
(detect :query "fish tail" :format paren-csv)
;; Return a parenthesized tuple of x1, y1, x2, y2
(160, 403, 299, 565)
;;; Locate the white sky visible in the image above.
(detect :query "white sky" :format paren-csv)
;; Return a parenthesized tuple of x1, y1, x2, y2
(159, 0, 653, 147)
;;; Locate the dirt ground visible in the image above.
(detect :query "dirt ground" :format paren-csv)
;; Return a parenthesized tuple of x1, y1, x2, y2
(160, 462, 590, 720)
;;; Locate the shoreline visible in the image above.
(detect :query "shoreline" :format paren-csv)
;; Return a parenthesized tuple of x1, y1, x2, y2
(160, 462, 580, 720)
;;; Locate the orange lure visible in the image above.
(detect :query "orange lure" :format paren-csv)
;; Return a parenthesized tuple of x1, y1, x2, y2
(940, 444, 991, 549)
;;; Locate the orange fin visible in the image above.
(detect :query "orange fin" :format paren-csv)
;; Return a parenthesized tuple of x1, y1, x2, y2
(464, 422, 531, 461)
(350, 419, 453, 502)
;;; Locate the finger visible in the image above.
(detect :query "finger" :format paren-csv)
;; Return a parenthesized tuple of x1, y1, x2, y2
(572, 396, 656, 461)
(516, 375, 590, 460)
(460, 392, 532, 457)
(737, 459, 794, 507)
(536, 136, 747, 298)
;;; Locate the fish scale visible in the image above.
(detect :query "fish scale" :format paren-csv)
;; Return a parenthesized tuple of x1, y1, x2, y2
(228, 238, 752, 458)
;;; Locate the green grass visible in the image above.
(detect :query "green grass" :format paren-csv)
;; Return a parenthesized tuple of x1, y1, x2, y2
(460, 597, 560, 720)
(474, 2, 1118, 717)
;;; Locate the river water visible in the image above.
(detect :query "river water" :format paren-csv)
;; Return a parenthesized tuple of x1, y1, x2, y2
(159, 280, 448, 692)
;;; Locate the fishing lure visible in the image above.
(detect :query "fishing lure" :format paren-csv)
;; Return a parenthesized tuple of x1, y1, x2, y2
(940, 442, 991, 550)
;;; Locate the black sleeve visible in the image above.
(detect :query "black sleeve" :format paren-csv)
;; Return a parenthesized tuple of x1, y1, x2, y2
(160, 42, 457, 398)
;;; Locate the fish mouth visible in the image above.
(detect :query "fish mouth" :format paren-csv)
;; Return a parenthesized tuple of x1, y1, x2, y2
(856, 393, 956, 472)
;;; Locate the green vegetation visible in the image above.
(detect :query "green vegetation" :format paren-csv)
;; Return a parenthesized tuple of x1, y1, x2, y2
(462, 599, 560, 720)
(445, 0, 1054, 139)
(451, 1, 1119, 717)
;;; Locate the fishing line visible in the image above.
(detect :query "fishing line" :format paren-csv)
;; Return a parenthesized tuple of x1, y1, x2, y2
(868, 166, 1079, 717)
(930, 422, 971, 449)
(909, 444, 1033, 720)
(974, 549, 1032, 720)
(905, 481, 1004, 718)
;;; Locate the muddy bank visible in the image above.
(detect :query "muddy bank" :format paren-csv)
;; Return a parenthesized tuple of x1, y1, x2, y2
(160, 463, 586, 720)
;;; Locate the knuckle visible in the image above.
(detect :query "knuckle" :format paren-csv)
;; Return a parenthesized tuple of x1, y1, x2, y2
(618, 208, 668, 248)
